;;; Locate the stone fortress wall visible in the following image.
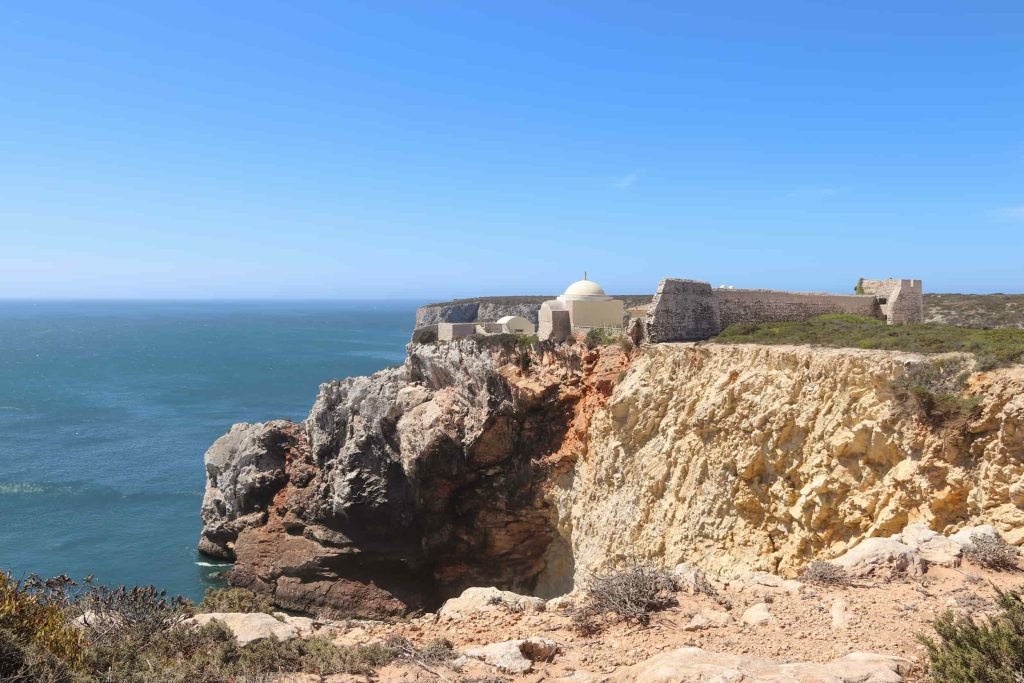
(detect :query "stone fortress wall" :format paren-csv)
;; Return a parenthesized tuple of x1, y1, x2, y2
(413, 278, 923, 345)
(644, 277, 924, 343)
(716, 288, 880, 329)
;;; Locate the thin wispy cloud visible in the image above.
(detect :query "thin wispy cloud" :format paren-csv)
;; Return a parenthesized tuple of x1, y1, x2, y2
(996, 205, 1024, 221)
(612, 170, 641, 190)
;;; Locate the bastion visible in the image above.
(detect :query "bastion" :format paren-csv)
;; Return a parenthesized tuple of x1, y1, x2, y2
(644, 277, 924, 343)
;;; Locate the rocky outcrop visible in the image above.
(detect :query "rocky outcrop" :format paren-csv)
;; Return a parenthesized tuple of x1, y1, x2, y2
(187, 613, 299, 646)
(414, 298, 550, 327)
(201, 338, 1024, 618)
(461, 637, 559, 674)
(551, 344, 1024, 583)
(415, 295, 652, 327)
(199, 339, 628, 617)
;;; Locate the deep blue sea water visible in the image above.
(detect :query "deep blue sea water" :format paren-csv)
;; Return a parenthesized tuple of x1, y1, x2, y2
(0, 300, 417, 601)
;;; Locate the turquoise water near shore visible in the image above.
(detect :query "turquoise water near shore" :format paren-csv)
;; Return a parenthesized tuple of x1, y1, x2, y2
(0, 301, 417, 601)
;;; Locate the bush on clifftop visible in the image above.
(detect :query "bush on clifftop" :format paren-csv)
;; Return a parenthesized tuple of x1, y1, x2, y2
(714, 314, 1024, 369)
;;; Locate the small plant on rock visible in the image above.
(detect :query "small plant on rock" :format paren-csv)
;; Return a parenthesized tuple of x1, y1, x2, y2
(800, 560, 851, 586)
(584, 327, 619, 348)
(963, 534, 1020, 571)
(570, 560, 677, 634)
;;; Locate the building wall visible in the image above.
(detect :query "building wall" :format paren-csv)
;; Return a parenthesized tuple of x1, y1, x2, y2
(715, 289, 881, 329)
(437, 322, 477, 341)
(499, 316, 536, 335)
(644, 279, 722, 343)
(569, 300, 626, 330)
(858, 278, 924, 324)
(538, 303, 571, 342)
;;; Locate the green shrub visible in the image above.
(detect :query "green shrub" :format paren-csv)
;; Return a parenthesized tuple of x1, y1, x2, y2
(584, 328, 620, 348)
(197, 587, 274, 614)
(714, 315, 1024, 368)
(474, 333, 537, 353)
(919, 588, 1024, 682)
(0, 573, 85, 672)
(890, 357, 981, 426)
(0, 570, 402, 682)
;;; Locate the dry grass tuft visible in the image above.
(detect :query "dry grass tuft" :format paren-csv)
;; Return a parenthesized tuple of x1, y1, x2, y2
(800, 560, 852, 586)
(963, 534, 1020, 571)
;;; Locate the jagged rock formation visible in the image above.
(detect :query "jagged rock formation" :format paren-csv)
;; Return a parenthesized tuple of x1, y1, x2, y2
(200, 339, 626, 617)
(201, 339, 1024, 617)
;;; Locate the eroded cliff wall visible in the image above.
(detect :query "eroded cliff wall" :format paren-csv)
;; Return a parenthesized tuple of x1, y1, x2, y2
(549, 343, 1024, 584)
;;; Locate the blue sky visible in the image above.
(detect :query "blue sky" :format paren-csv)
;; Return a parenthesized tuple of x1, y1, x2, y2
(1, 1, 1022, 299)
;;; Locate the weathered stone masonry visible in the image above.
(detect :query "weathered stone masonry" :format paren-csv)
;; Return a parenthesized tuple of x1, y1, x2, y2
(644, 277, 924, 343)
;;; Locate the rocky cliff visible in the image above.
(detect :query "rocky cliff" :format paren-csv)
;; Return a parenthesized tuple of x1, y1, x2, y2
(415, 295, 652, 327)
(415, 298, 551, 327)
(200, 340, 1024, 618)
(551, 344, 1024, 584)
(199, 339, 627, 616)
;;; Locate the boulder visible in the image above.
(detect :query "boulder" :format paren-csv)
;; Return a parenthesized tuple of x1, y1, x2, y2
(438, 586, 546, 620)
(950, 525, 1001, 546)
(545, 592, 580, 611)
(899, 523, 962, 567)
(831, 538, 925, 578)
(272, 612, 322, 637)
(608, 647, 912, 682)
(683, 608, 731, 631)
(187, 612, 298, 646)
(740, 602, 775, 627)
(736, 570, 802, 596)
(462, 637, 559, 674)
(673, 563, 710, 594)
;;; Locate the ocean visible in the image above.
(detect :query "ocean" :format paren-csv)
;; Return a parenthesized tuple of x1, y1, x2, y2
(0, 300, 417, 602)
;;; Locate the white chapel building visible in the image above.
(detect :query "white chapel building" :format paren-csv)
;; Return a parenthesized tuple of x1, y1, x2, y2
(538, 277, 625, 342)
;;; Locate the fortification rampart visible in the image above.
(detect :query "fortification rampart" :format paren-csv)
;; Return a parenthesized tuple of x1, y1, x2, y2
(644, 279, 721, 343)
(716, 289, 881, 329)
(644, 276, 923, 344)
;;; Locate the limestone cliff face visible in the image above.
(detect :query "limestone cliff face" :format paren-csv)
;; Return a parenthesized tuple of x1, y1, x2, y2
(414, 300, 548, 327)
(201, 340, 1024, 617)
(414, 296, 652, 327)
(549, 343, 1024, 583)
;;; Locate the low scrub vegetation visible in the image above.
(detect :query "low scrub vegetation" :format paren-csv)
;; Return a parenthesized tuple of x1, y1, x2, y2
(714, 314, 1024, 369)
(583, 327, 621, 348)
(890, 357, 981, 427)
(197, 587, 274, 614)
(0, 572, 402, 682)
(799, 560, 851, 586)
(919, 587, 1024, 682)
(472, 332, 538, 353)
(570, 561, 678, 634)
(962, 534, 1020, 571)
(925, 293, 1024, 329)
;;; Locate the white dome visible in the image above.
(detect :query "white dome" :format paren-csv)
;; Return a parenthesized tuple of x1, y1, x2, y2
(561, 279, 609, 300)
